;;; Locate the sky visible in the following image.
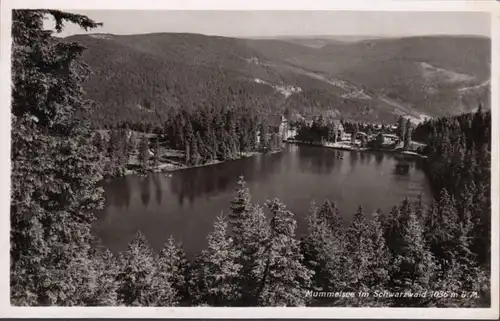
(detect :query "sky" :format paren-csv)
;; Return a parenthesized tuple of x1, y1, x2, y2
(46, 10, 491, 38)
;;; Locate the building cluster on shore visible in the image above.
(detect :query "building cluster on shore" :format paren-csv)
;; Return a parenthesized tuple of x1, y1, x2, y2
(270, 113, 426, 155)
(95, 112, 428, 178)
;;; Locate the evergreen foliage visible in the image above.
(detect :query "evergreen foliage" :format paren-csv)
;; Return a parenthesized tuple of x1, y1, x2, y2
(11, 9, 491, 309)
(139, 135, 150, 167)
(257, 199, 313, 306)
(403, 118, 412, 149)
(10, 9, 107, 306)
(116, 232, 178, 306)
(189, 216, 242, 306)
(158, 237, 190, 304)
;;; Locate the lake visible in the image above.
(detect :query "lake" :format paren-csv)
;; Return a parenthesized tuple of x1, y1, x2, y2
(93, 144, 432, 258)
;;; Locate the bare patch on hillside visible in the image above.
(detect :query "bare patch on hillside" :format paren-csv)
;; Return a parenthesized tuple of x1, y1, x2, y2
(458, 79, 490, 92)
(89, 34, 114, 40)
(136, 104, 154, 113)
(419, 62, 475, 83)
(341, 90, 371, 100)
(253, 78, 302, 98)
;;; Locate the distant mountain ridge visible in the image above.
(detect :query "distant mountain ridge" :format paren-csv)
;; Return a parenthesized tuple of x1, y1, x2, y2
(68, 32, 490, 127)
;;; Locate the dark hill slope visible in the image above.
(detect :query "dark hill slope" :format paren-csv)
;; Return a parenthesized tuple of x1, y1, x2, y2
(321, 36, 490, 116)
(247, 35, 490, 116)
(69, 33, 490, 127)
(70, 34, 284, 127)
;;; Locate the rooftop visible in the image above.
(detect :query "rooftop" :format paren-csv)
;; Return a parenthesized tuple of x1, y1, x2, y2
(383, 134, 399, 138)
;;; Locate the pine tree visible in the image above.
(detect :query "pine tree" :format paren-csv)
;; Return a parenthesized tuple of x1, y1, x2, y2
(184, 121, 194, 164)
(300, 201, 346, 305)
(139, 135, 149, 168)
(431, 189, 460, 270)
(317, 200, 342, 232)
(404, 118, 412, 149)
(260, 121, 270, 150)
(397, 116, 407, 141)
(153, 137, 160, 167)
(237, 204, 270, 305)
(189, 216, 242, 306)
(343, 206, 374, 306)
(92, 132, 106, 153)
(158, 237, 190, 304)
(472, 182, 490, 265)
(391, 209, 437, 307)
(360, 135, 368, 147)
(257, 199, 313, 306)
(10, 10, 107, 306)
(431, 185, 487, 307)
(423, 199, 439, 245)
(84, 248, 120, 306)
(367, 210, 391, 305)
(376, 133, 385, 147)
(215, 173, 268, 306)
(327, 122, 337, 143)
(226, 110, 239, 158)
(228, 176, 252, 240)
(116, 232, 178, 306)
(189, 134, 201, 165)
(414, 193, 426, 225)
(351, 123, 358, 144)
(383, 204, 404, 256)
(107, 129, 128, 176)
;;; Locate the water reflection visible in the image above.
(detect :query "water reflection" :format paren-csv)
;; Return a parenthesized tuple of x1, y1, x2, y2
(393, 162, 410, 176)
(95, 145, 432, 258)
(415, 159, 425, 171)
(140, 175, 151, 207)
(104, 176, 131, 209)
(152, 174, 163, 205)
(298, 146, 339, 175)
(374, 152, 384, 166)
(359, 151, 366, 164)
(169, 153, 283, 207)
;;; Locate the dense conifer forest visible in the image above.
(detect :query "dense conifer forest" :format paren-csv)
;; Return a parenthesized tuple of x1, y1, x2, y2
(69, 30, 490, 126)
(10, 10, 491, 307)
(94, 106, 284, 178)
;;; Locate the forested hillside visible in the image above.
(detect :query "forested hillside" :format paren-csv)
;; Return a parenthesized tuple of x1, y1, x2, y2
(413, 107, 491, 266)
(11, 10, 491, 308)
(67, 33, 490, 129)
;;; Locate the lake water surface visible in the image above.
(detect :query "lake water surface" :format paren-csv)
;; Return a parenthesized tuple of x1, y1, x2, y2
(93, 144, 431, 258)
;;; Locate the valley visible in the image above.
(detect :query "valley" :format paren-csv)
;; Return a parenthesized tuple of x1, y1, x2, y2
(67, 33, 490, 128)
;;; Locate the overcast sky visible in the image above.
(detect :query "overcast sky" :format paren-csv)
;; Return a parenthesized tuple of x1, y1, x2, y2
(46, 10, 491, 38)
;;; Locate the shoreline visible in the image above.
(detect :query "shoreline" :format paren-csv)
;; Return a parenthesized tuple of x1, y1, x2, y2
(119, 149, 281, 178)
(286, 140, 428, 159)
(106, 139, 427, 181)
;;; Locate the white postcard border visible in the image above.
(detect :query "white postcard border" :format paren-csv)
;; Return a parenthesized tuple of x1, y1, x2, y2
(0, 0, 498, 319)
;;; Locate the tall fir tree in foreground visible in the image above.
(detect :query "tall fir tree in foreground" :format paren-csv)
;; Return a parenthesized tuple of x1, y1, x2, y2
(189, 216, 242, 306)
(228, 176, 253, 237)
(83, 248, 120, 306)
(10, 10, 109, 305)
(366, 210, 391, 306)
(228, 177, 270, 305)
(344, 206, 372, 291)
(391, 207, 438, 307)
(257, 199, 313, 306)
(300, 201, 348, 306)
(116, 232, 178, 306)
(158, 237, 190, 304)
